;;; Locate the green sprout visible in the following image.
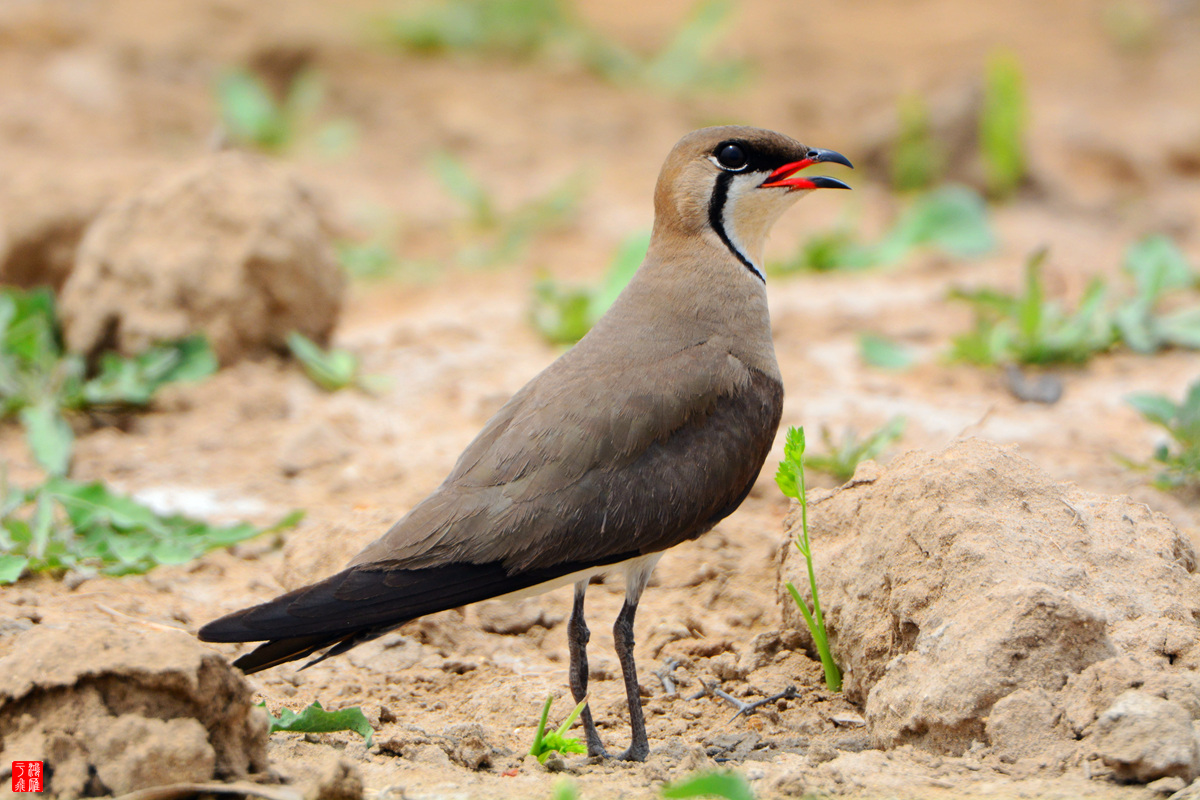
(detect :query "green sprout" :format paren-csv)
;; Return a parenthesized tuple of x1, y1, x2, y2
(286, 332, 388, 394)
(529, 694, 588, 763)
(891, 93, 943, 192)
(215, 69, 355, 155)
(1126, 379, 1200, 490)
(775, 427, 841, 692)
(662, 769, 756, 800)
(979, 49, 1027, 200)
(806, 417, 907, 483)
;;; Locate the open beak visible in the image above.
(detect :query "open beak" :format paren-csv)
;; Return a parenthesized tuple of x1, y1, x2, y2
(759, 147, 854, 191)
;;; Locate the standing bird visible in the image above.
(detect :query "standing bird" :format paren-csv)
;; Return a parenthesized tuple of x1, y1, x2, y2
(199, 126, 851, 761)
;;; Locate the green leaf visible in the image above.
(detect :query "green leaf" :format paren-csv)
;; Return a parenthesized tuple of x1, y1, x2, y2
(217, 71, 287, 151)
(263, 700, 374, 748)
(287, 332, 361, 392)
(1128, 393, 1178, 429)
(980, 49, 1027, 199)
(529, 695, 588, 763)
(430, 151, 496, 228)
(83, 336, 216, 407)
(859, 333, 915, 370)
(874, 186, 994, 265)
(662, 770, 756, 800)
(0, 554, 29, 584)
(19, 402, 73, 477)
(1123, 235, 1194, 301)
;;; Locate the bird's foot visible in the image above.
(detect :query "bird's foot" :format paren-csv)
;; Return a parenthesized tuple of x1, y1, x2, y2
(616, 742, 649, 762)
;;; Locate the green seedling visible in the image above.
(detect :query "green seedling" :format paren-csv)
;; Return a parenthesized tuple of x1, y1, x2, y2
(387, 0, 745, 95)
(0, 287, 216, 476)
(530, 231, 649, 344)
(529, 694, 588, 763)
(1126, 379, 1200, 490)
(770, 186, 993, 275)
(0, 474, 302, 585)
(1114, 235, 1200, 352)
(662, 769, 755, 800)
(216, 69, 356, 155)
(286, 332, 388, 394)
(859, 333, 915, 371)
(806, 417, 907, 483)
(262, 700, 374, 747)
(950, 248, 1115, 366)
(775, 427, 841, 692)
(979, 49, 1027, 200)
(891, 93, 943, 192)
(430, 152, 585, 267)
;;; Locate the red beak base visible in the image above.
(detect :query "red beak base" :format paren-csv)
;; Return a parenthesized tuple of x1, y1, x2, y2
(759, 148, 853, 191)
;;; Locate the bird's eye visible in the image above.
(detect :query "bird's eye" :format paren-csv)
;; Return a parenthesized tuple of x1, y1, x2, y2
(716, 143, 747, 170)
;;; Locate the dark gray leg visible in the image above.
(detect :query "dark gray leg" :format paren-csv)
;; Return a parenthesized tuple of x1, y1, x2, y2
(568, 580, 607, 758)
(614, 597, 648, 761)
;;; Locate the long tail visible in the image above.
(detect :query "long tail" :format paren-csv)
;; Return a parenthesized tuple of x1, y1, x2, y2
(198, 554, 633, 673)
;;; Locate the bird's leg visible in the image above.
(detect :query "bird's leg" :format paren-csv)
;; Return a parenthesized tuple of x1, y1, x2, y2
(613, 554, 659, 762)
(568, 580, 608, 758)
(613, 597, 648, 761)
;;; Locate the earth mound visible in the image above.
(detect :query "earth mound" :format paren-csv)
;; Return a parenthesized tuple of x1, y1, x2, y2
(0, 620, 269, 798)
(59, 151, 344, 365)
(778, 438, 1200, 780)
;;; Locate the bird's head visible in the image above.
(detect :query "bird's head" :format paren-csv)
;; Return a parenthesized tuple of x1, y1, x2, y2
(652, 126, 852, 281)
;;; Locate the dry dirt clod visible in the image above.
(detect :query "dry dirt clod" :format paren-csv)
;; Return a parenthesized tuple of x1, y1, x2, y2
(0, 620, 269, 798)
(778, 438, 1200, 769)
(1090, 691, 1200, 783)
(59, 151, 344, 366)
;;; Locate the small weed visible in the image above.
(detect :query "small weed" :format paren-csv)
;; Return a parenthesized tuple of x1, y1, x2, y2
(430, 152, 585, 268)
(387, 0, 745, 95)
(529, 694, 588, 763)
(0, 475, 301, 584)
(262, 700, 374, 747)
(891, 93, 943, 192)
(216, 69, 356, 155)
(662, 769, 755, 800)
(859, 333, 915, 370)
(806, 417, 907, 483)
(286, 332, 388, 394)
(0, 287, 216, 476)
(776, 427, 841, 692)
(770, 186, 993, 275)
(1126, 379, 1200, 490)
(979, 49, 1027, 200)
(951, 237, 1200, 367)
(950, 249, 1114, 366)
(530, 231, 649, 344)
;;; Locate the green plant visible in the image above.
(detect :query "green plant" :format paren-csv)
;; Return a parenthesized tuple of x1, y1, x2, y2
(1126, 379, 1200, 490)
(530, 231, 649, 344)
(806, 417, 907, 482)
(859, 333, 915, 370)
(430, 152, 585, 267)
(979, 49, 1027, 200)
(529, 694, 588, 763)
(387, 0, 745, 95)
(262, 700, 374, 747)
(891, 93, 943, 192)
(775, 427, 841, 692)
(286, 332, 387, 394)
(216, 69, 356, 155)
(770, 186, 993, 275)
(662, 770, 755, 800)
(0, 475, 302, 584)
(0, 287, 216, 476)
(1114, 235, 1200, 352)
(950, 249, 1115, 366)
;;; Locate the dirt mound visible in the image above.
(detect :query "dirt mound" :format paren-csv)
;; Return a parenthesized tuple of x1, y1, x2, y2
(777, 438, 1200, 779)
(0, 620, 269, 798)
(59, 151, 344, 365)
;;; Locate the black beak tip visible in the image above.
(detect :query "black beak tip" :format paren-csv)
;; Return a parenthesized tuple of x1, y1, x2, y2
(808, 176, 853, 190)
(809, 148, 854, 170)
